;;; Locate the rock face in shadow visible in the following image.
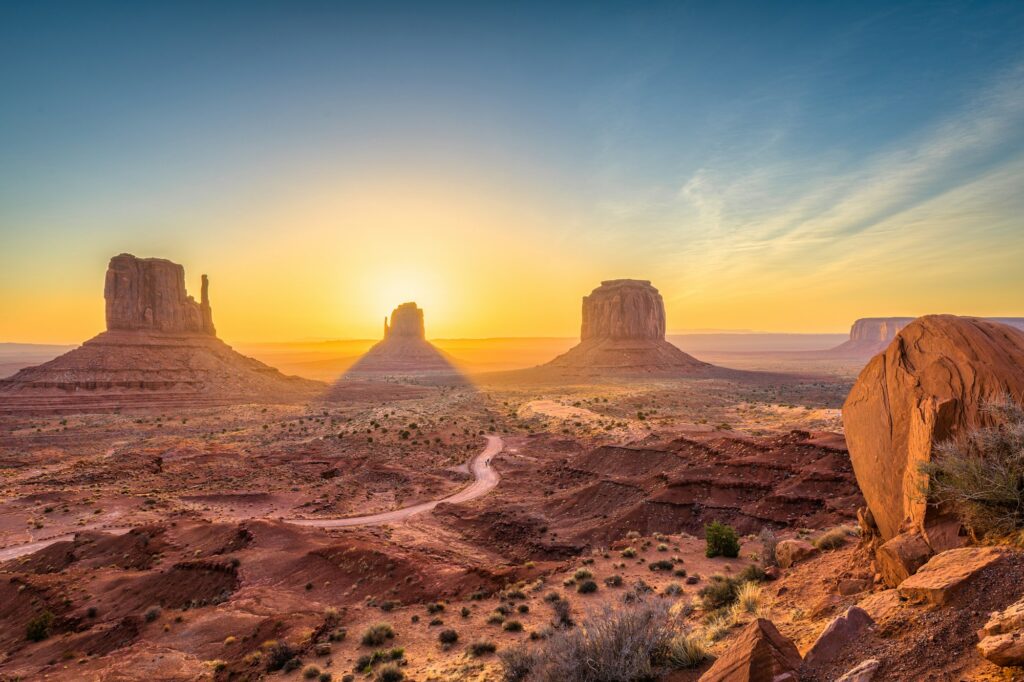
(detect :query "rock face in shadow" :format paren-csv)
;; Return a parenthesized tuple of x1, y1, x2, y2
(344, 303, 461, 378)
(543, 279, 710, 374)
(0, 254, 322, 410)
(842, 315, 1024, 543)
(105, 254, 215, 335)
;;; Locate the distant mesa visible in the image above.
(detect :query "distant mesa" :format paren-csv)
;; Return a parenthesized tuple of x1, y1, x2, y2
(342, 302, 461, 378)
(0, 254, 322, 411)
(827, 316, 1024, 358)
(543, 279, 711, 375)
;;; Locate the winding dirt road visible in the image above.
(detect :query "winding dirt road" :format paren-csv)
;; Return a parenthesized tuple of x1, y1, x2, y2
(0, 435, 503, 562)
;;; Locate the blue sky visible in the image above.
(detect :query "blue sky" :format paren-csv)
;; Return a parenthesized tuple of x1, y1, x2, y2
(2, 1, 1023, 342)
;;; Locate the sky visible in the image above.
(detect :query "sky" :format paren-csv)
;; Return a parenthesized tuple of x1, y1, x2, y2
(1, 0, 1023, 343)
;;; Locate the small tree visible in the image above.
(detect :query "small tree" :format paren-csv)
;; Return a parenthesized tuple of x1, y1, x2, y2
(705, 521, 740, 558)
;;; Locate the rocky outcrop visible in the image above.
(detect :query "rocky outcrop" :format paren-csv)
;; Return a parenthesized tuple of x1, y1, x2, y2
(842, 315, 1024, 543)
(803, 606, 874, 668)
(875, 532, 932, 588)
(544, 280, 710, 374)
(977, 596, 1024, 666)
(105, 254, 215, 335)
(581, 279, 665, 341)
(897, 546, 1005, 606)
(0, 255, 322, 409)
(699, 618, 801, 682)
(835, 659, 881, 682)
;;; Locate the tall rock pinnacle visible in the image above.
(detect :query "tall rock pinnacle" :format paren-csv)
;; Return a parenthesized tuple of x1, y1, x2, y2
(385, 302, 426, 340)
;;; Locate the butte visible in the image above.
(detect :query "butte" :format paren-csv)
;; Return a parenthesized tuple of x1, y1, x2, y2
(540, 279, 711, 376)
(0, 253, 322, 412)
(342, 302, 461, 378)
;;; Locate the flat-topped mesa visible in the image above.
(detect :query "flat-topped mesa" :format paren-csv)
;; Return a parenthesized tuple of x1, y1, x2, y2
(104, 254, 215, 335)
(848, 317, 915, 344)
(384, 302, 426, 340)
(581, 279, 665, 341)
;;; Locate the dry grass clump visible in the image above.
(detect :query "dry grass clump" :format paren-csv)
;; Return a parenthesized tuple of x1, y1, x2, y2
(920, 398, 1024, 540)
(499, 597, 705, 681)
(812, 526, 852, 550)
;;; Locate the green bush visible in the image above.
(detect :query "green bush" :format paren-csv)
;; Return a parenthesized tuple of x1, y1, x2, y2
(26, 610, 54, 642)
(697, 575, 741, 610)
(704, 521, 740, 558)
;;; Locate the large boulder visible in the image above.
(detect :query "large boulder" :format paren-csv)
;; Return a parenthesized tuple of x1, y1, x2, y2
(874, 532, 933, 588)
(803, 606, 874, 667)
(698, 618, 801, 682)
(775, 539, 818, 569)
(896, 546, 1005, 606)
(842, 315, 1024, 543)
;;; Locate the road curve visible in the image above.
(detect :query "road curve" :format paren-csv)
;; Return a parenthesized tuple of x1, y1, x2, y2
(0, 435, 503, 561)
(287, 434, 502, 528)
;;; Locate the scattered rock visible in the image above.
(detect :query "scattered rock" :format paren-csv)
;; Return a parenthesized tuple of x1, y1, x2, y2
(837, 578, 871, 596)
(875, 532, 932, 588)
(698, 618, 801, 682)
(835, 658, 882, 682)
(775, 539, 818, 569)
(897, 546, 1005, 606)
(803, 606, 874, 667)
(843, 315, 1024, 542)
(977, 596, 1024, 667)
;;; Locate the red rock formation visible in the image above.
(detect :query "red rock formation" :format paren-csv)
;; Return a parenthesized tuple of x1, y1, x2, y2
(0, 254, 322, 409)
(384, 302, 426, 339)
(581, 279, 665, 341)
(544, 279, 710, 374)
(344, 303, 460, 377)
(827, 316, 1024, 357)
(105, 254, 215, 335)
(699, 618, 801, 682)
(842, 315, 1024, 543)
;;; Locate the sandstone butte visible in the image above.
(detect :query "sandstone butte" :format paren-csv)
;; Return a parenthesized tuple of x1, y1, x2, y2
(344, 302, 459, 376)
(842, 315, 1024, 564)
(544, 279, 710, 374)
(0, 254, 322, 409)
(827, 315, 1024, 357)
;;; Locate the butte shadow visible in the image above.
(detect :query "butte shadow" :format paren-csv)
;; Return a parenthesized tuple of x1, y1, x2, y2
(0, 254, 323, 413)
(322, 302, 471, 403)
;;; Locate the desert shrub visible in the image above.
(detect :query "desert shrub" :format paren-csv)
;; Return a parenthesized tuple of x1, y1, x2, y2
(265, 641, 297, 671)
(731, 581, 764, 616)
(144, 606, 161, 622)
(26, 610, 54, 642)
(426, 602, 445, 614)
(487, 613, 506, 625)
(573, 569, 593, 581)
(319, 673, 333, 682)
(758, 527, 779, 567)
(604, 574, 623, 587)
(703, 613, 734, 641)
(662, 583, 683, 596)
(704, 521, 740, 558)
(361, 623, 395, 647)
(550, 599, 574, 628)
(461, 606, 471, 618)
(375, 664, 404, 682)
(303, 664, 322, 679)
(621, 547, 637, 558)
(469, 639, 497, 657)
(503, 620, 524, 632)
(662, 631, 709, 668)
(502, 598, 698, 680)
(518, 604, 529, 613)
(649, 559, 674, 572)
(577, 579, 598, 594)
(813, 527, 850, 550)
(920, 398, 1024, 539)
(500, 645, 537, 682)
(438, 628, 459, 644)
(738, 563, 767, 583)
(698, 575, 741, 610)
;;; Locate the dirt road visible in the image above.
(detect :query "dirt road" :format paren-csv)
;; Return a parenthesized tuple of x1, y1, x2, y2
(0, 435, 503, 561)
